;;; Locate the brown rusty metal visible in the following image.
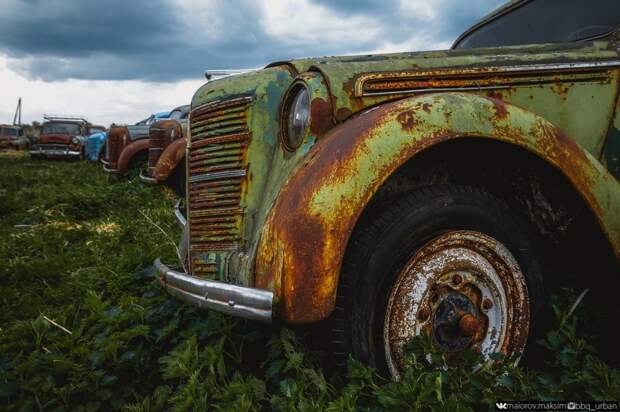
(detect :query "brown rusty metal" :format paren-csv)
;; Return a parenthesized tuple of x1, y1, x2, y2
(383, 230, 530, 379)
(105, 126, 129, 167)
(255, 92, 617, 324)
(117, 139, 149, 174)
(152, 137, 187, 181)
(459, 314, 482, 337)
(187, 96, 252, 279)
(148, 119, 184, 171)
(355, 65, 612, 97)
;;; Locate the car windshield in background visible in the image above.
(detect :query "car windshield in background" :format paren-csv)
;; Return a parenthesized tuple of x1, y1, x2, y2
(0, 128, 18, 136)
(169, 110, 183, 120)
(453, 0, 620, 49)
(91, 127, 106, 133)
(42, 123, 81, 135)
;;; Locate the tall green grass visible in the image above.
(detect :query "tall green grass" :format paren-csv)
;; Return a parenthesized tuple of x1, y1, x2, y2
(0, 151, 618, 411)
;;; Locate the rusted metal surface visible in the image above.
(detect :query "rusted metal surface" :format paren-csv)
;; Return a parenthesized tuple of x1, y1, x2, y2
(187, 96, 252, 279)
(164, 33, 620, 326)
(104, 126, 128, 168)
(355, 63, 616, 97)
(255, 93, 620, 323)
(116, 139, 149, 174)
(146, 119, 186, 181)
(383, 231, 529, 380)
(152, 137, 187, 182)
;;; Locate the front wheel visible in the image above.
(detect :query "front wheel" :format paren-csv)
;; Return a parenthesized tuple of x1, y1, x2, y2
(331, 185, 544, 379)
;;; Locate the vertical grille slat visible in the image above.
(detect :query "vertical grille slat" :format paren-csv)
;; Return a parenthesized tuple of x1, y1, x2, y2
(188, 96, 252, 279)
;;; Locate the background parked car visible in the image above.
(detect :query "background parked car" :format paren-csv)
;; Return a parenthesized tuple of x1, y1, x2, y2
(102, 112, 170, 174)
(29, 116, 91, 160)
(84, 125, 108, 162)
(0, 125, 29, 150)
(139, 105, 190, 196)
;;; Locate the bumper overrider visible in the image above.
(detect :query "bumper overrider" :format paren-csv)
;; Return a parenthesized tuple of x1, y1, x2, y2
(101, 158, 119, 174)
(29, 145, 81, 159)
(154, 201, 274, 323)
(139, 169, 158, 184)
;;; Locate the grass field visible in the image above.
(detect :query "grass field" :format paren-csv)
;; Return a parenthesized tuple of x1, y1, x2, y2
(0, 150, 618, 411)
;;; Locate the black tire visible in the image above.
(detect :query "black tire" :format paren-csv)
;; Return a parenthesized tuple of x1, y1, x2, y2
(331, 185, 545, 374)
(166, 161, 186, 198)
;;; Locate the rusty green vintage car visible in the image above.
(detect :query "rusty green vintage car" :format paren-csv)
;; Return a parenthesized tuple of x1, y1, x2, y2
(156, 0, 620, 377)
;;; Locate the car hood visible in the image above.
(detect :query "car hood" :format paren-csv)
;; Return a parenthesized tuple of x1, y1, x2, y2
(276, 38, 618, 121)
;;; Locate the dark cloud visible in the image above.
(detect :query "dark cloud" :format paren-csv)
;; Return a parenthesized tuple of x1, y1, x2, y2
(0, 0, 505, 82)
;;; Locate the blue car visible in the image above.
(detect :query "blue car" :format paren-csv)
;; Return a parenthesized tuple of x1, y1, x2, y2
(85, 111, 170, 162)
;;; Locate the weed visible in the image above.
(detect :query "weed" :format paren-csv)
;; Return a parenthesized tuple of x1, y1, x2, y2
(0, 152, 618, 411)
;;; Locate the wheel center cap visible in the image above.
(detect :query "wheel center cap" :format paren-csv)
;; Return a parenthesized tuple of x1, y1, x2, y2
(432, 292, 482, 352)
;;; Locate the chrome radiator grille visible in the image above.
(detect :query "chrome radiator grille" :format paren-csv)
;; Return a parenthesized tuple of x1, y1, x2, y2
(187, 96, 252, 278)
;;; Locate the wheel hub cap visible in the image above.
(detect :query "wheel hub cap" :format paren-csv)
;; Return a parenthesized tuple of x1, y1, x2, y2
(383, 231, 530, 380)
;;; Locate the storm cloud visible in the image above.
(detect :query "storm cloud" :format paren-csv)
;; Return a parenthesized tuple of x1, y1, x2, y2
(0, 0, 505, 82)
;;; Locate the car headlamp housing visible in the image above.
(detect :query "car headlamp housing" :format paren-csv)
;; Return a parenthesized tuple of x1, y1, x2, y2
(281, 84, 310, 151)
(71, 136, 80, 145)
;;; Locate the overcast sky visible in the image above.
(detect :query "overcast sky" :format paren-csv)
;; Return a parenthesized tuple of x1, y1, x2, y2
(0, 0, 505, 126)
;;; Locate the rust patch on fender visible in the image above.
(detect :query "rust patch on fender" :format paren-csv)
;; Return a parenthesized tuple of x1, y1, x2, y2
(489, 97, 509, 120)
(309, 97, 334, 135)
(396, 110, 419, 132)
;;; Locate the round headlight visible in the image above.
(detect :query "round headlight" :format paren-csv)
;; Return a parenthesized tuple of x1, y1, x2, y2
(72, 137, 80, 144)
(283, 85, 310, 151)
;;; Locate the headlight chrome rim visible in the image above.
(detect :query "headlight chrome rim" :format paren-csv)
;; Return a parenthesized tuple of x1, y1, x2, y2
(281, 82, 310, 152)
(71, 137, 80, 145)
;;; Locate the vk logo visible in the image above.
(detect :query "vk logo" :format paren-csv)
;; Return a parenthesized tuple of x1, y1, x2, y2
(496, 403, 508, 410)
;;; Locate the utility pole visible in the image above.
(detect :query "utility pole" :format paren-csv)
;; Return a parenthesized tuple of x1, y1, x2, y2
(13, 98, 21, 126)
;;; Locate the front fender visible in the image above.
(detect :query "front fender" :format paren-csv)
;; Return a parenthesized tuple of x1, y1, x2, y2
(117, 139, 149, 174)
(152, 137, 187, 181)
(255, 92, 620, 323)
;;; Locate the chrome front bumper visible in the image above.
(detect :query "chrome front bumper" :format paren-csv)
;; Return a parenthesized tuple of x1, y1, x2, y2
(155, 259, 273, 323)
(29, 146, 81, 158)
(155, 200, 273, 323)
(139, 169, 158, 184)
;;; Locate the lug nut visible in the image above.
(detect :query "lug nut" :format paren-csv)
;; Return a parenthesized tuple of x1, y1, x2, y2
(482, 298, 493, 310)
(452, 274, 463, 286)
(418, 308, 430, 322)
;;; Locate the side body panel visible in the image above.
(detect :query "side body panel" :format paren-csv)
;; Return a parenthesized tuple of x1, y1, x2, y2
(255, 93, 620, 323)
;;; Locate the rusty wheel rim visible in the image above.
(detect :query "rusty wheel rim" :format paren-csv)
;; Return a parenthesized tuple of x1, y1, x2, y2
(383, 230, 530, 380)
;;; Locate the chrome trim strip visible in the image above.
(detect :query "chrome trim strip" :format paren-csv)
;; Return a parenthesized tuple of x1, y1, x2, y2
(174, 199, 187, 228)
(188, 169, 246, 183)
(155, 258, 273, 323)
(204, 69, 258, 80)
(355, 60, 620, 97)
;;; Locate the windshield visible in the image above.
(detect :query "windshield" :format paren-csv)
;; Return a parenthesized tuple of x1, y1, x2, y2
(42, 122, 81, 135)
(169, 110, 183, 120)
(454, 0, 620, 49)
(91, 126, 106, 133)
(0, 128, 18, 136)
